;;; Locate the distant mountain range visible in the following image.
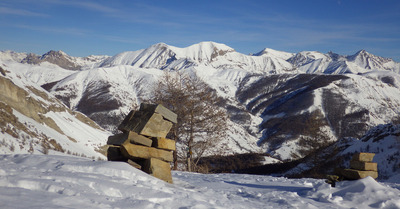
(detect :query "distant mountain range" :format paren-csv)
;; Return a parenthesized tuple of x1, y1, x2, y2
(1, 42, 399, 179)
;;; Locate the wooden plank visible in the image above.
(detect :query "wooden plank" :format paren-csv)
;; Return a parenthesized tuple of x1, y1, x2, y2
(121, 142, 173, 162)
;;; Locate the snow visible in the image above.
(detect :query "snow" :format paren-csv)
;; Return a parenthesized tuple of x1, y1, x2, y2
(253, 48, 294, 60)
(261, 156, 282, 164)
(0, 107, 108, 160)
(0, 154, 398, 209)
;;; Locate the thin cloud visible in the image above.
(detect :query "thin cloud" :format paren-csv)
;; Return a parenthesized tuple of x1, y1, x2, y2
(0, 7, 48, 17)
(15, 24, 89, 36)
(38, 0, 119, 14)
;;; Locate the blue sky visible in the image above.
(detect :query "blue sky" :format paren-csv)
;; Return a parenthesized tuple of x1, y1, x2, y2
(1, 0, 399, 61)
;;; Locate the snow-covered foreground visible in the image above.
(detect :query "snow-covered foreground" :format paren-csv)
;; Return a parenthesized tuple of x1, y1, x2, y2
(0, 155, 399, 209)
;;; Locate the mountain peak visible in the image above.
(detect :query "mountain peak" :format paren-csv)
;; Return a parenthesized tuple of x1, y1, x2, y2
(169, 41, 235, 62)
(253, 48, 294, 60)
(41, 50, 68, 59)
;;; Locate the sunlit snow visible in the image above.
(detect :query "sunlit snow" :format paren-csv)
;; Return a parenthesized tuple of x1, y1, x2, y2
(0, 155, 399, 209)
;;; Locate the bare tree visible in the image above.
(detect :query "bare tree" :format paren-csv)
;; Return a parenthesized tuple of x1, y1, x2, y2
(149, 71, 227, 171)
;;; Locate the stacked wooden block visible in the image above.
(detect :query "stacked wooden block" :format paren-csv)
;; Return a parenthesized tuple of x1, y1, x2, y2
(340, 152, 378, 180)
(107, 103, 177, 183)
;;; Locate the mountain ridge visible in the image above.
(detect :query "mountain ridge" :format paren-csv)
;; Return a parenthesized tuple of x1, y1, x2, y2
(1, 41, 399, 167)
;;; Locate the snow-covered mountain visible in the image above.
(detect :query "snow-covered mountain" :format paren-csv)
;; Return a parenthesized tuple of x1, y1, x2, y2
(1, 50, 109, 71)
(284, 123, 400, 180)
(1, 41, 400, 166)
(287, 49, 400, 74)
(237, 71, 400, 160)
(100, 42, 295, 74)
(0, 60, 109, 159)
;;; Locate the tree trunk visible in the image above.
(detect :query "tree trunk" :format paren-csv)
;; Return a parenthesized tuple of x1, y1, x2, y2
(187, 156, 192, 172)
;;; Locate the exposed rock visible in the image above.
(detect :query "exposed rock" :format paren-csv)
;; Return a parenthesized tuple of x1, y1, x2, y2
(108, 104, 177, 183)
(21, 50, 81, 70)
(140, 103, 177, 123)
(107, 146, 127, 161)
(152, 137, 176, 151)
(107, 131, 153, 147)
(0, 66, 6, 76)
(143, 158, 173, 183)
(350, 161, 378, 171)
(118, 111, 172, 138)
(340, 169, 378, 180)
(121, 142, 173, 162)
(351, 152, 375, 162)
(127, 159, 142, 170)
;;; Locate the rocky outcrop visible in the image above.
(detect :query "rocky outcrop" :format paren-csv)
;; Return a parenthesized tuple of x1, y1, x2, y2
(21, 50, 81, 70)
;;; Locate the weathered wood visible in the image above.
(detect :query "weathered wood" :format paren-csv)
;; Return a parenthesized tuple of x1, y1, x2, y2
(107, 131, 152, 147)
(140, 103, 177, 124)
(352, 152, 375, 162)
(340, 168, 378, 180)
(121, 142, 173, 162)
(143, 158, 173, 183)
(350, 161, 378, 171)
(152, 137, 176, 151)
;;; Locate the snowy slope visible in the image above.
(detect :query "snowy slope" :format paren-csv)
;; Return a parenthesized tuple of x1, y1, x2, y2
(284, 123, 400, 181)
(0, 62, 109, 159)
(287, 49, 400, 74)
(2, 42, 400, 166)
(100, 41, 295, 73)
(0, 154, 399, 209)
(236, 71, 400, 160)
